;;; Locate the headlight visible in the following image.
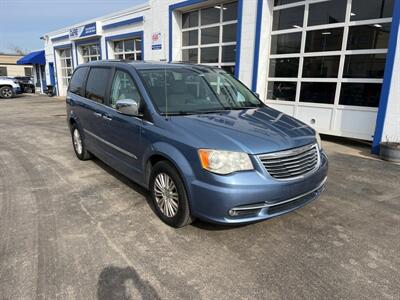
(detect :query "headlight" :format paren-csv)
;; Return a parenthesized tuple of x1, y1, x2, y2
(198, 149, 253, 175)
(315, 132, 322, 150)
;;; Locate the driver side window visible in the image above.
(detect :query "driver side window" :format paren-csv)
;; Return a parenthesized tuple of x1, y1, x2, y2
(110, 70, 142, 109)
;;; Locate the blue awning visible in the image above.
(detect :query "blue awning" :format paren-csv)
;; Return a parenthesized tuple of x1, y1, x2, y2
(17, 50, 45, 65)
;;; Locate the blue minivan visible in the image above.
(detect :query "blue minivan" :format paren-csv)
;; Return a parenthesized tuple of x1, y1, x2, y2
(67, 61, 328, 227)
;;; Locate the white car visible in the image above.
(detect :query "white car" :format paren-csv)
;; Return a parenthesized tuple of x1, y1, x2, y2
(0, 77, 21, 99)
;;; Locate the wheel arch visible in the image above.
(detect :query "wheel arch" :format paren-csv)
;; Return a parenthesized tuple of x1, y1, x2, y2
(143, 143, 196, 196)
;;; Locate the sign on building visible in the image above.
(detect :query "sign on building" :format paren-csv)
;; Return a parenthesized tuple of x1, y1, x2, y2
(152, 32, 162, 50)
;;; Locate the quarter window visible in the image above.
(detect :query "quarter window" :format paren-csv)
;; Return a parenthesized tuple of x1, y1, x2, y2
(181, 1, 238, 74)
(69, 67, 88, 96)
(109, 70, 142, 109)
(113, 38, 142, 60)
(85, 68, 110, 103)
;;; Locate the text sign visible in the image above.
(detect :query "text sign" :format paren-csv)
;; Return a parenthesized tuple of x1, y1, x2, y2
(69, 22, 97, 40)
(152, 32, 162, 50)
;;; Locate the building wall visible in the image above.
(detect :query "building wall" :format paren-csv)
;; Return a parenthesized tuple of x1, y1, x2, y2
(0, 55, 33, 77)
(42, 0, 400, 150)
(382, 13, 400, 143)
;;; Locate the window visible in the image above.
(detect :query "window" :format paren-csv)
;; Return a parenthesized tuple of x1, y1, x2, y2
(308, 0, 346, 26)
(305, 28, 343, 52)
(300, 83, 336, 104)
(110, 70, 142, 109)
(271, 32, 302, 54)
(339, 83, 382, 107)
(343, 54, 386, 78)
(113, 38, 142, 60)
(347, 24, 391, 50)
(267, 82, 297, 101)
(269, 58, 299, 78)
(272, 6, 304, 31)
(59, 48, 73, 87)
(24, 67, 32, 77)
(0, 67, 7, 76)
(85, 68, 110, 103)
(267, 0, 392, 108)
(81, 44, 101, 63)
(302, 56, 340, 78)
(350, 0, 393, 21)
(181, 1, 238, 74)
(182, 10, 198, 28)
(274, 0, 302, 6)
(69, 67, 88, 96)
(182, 49, 198, 63)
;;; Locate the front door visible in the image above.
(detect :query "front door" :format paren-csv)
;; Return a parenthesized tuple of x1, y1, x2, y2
(100, 68, 145, 182)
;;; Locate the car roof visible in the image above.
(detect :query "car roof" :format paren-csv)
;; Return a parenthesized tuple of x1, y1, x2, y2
(76, 60, 222, 73)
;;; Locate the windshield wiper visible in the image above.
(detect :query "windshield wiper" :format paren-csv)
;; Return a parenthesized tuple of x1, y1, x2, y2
(164, 110, 228, 116)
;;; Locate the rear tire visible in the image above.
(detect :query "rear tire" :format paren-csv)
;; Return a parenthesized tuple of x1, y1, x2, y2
(150, 161, 194, 228)
(0, 86, 14, 99)
(71, 124, 92, 160)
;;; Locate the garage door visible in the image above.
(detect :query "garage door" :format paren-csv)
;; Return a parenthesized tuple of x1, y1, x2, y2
(265, 0, 394, 140)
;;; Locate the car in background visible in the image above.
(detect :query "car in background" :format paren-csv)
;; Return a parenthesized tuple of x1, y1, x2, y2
(0, 77, 21, 99)
(66, 61, 328, 228)
(14, 76, 35, 93)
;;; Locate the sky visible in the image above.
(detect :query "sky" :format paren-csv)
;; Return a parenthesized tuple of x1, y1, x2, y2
(0, 0, 147, 54)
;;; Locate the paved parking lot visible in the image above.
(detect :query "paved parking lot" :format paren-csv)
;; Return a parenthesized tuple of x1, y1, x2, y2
(0, 95, 399, 300)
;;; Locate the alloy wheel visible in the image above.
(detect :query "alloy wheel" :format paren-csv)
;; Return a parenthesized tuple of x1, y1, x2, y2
(73, 129, 83, 155)
(154, 173, 179, 217)
(2, 88, 12, 98)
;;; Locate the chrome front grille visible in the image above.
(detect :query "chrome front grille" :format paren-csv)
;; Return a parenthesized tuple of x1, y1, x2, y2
(258, 144, 320, 180)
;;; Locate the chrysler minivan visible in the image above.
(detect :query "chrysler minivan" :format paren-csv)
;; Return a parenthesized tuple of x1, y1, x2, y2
(67, 61, 328, 227)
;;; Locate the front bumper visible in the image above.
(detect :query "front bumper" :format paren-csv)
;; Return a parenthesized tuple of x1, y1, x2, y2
(189, 151, 328, 224)
(14, 87, 22, 94)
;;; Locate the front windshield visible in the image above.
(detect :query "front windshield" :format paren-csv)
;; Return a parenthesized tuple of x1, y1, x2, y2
(137, 67, 263, 115)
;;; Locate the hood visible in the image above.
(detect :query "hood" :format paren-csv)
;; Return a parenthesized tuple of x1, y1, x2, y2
(170, 106, 316, 154)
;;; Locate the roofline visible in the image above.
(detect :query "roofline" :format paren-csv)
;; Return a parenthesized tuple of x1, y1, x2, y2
(43, 2, 150, 38)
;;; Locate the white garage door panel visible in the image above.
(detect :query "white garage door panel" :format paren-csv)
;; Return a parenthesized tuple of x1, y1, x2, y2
(297, 106, 333, 132)
(334, 109, 377, 140)
(267, 103, 295, 116)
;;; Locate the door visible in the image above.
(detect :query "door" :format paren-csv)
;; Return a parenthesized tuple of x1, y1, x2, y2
(101, 69, 145, 181)
(76, 67, 112, 155)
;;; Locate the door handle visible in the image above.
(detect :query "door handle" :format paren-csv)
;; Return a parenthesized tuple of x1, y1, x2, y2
(93, 112, 102, 118)
(102, 115, 112, 121)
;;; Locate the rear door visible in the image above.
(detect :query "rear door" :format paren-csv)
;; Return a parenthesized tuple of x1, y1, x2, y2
(76, 67, 112, 155)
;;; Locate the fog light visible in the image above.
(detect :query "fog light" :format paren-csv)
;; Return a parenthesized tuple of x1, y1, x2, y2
(228, 209, 238, 216)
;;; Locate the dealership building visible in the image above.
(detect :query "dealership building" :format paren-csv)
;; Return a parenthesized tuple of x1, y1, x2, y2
(41, 0, 399, 153)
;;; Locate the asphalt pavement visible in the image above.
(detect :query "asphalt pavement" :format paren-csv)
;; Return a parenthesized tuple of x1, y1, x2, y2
(0, 95, 399, 299)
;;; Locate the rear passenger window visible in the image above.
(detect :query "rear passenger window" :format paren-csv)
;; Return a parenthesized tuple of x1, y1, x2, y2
(85, 67, 110, 103)
(109, 70, 142, 109)
(69, 67, 88, 96)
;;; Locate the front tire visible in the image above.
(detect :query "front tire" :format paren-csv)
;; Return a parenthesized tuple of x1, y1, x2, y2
(0, 86, 14, 99)
(150, 161, 194, 228)
(71, 124, 92, 160)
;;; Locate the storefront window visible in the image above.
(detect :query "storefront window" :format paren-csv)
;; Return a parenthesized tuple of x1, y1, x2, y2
(181, 1, 238, 74)
(81, 44, 101, 63)
(113, 38, 142, 60)
(267, 0, 393, 106)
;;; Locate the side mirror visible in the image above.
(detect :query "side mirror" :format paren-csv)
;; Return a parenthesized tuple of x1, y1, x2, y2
(254, 92, 260, 98)
(116, 99, 140, 116)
